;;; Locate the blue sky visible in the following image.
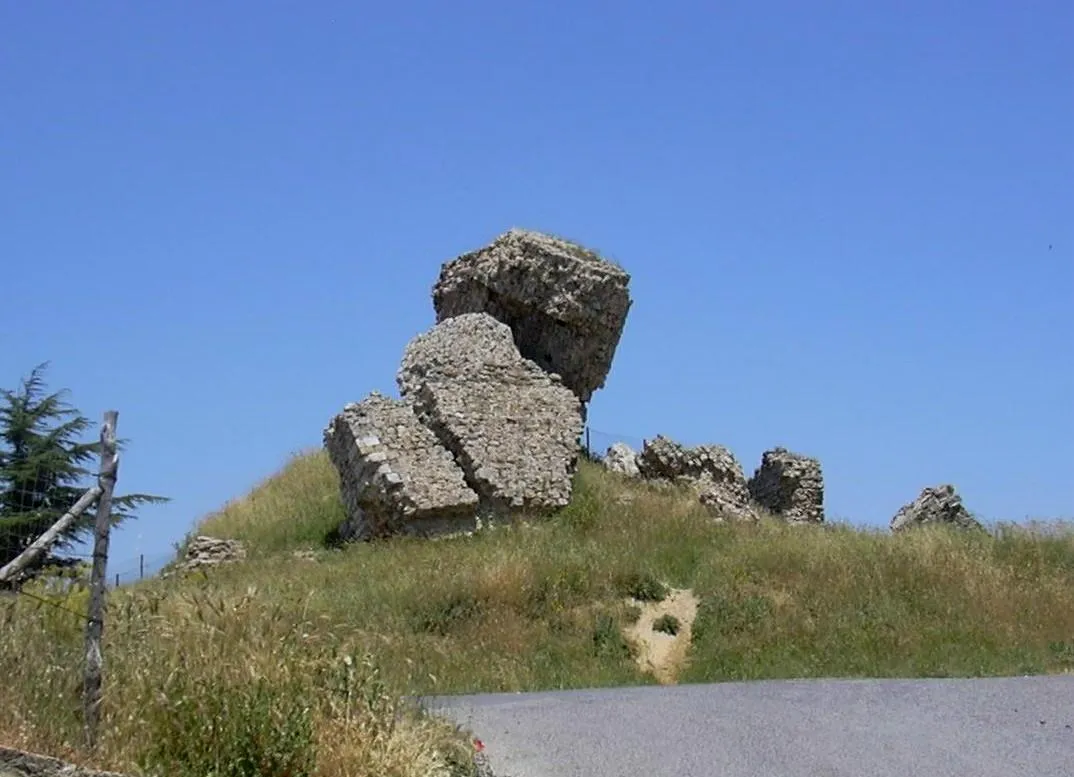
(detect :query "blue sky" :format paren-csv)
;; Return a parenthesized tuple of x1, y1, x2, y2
(2, 1, 1071, 576)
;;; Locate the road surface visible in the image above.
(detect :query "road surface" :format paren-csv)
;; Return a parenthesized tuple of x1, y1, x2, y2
(426, 676, 1074, 777)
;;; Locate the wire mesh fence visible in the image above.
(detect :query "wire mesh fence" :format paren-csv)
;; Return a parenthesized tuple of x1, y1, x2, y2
(583, 426, 648, 461)
(0, 481, 104, 591)
(106, 550, 175, 588)
(0, 409, 121, 749)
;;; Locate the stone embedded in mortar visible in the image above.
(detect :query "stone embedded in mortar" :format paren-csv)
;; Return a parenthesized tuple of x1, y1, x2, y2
(637, 434, 757, 521)
(603, 442, 641, 477)
(432, 228, 632, 405)
(747, 447, 825, 524)
(323, 392, 479, 539)
(890, 485, 983, 533)
(398, 312, 584, 512)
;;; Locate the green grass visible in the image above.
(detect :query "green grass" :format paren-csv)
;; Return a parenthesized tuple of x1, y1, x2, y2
(2, 452, 1073, 774)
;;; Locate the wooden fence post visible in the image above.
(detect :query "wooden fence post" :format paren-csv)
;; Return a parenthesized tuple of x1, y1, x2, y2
(83, 410, 118, 750)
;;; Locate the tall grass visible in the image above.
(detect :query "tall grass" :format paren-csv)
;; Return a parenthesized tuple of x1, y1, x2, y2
(2, 454, 1072, 773)
(0, 580, 482, 776)
(195, 450, 345, 554)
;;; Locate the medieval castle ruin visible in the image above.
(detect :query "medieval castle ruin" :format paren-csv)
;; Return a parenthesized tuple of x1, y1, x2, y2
(321, 228, 982, 541)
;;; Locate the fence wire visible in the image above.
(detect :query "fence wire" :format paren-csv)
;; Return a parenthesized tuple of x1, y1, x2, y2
(584, 426, 647, 459)
(0, 459, 101, 571)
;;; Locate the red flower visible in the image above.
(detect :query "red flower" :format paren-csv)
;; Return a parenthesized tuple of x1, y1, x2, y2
(473, 738, 485, 752)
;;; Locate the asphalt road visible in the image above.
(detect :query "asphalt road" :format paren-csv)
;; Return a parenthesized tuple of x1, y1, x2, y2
(426, 676, 1074, 777)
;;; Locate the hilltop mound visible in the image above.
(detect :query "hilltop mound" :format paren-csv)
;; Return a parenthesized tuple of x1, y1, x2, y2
(5, 452, 1074, 776)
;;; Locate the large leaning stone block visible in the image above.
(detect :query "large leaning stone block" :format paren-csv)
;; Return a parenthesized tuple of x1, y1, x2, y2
(323, 392, 478, 539)
(432, 229, 632, 404)
(399, 313, 584, 511)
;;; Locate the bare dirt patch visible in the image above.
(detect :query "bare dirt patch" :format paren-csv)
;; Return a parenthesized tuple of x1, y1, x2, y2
(622, 588, 699, 684)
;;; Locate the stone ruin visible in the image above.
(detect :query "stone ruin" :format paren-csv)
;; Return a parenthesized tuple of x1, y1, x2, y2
(748, 447, 825, 524)
(603, 442, 641, 478)
(325, 229, 631, 540)
(636, 435, 758, 522)
(606, 438, 983, 533)
(890, 485, 983, 533)
(604, 437, 826, 525)
(167, 536, 247, 576)
(324, 227, 982, 540)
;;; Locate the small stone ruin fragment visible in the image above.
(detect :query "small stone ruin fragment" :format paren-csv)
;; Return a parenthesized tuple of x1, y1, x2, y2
(169, 536, 247, 575)
(890, 485, 983, 533)
(747, 447, 825, 524)
(603, 442, 641, 478)
(637, 435, 757, 521)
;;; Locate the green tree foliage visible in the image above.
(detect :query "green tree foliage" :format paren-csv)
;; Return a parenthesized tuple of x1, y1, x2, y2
(0, 363, 168, 571)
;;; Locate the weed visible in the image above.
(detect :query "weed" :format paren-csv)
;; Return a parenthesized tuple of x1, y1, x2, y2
(409, 592, 485, 636)
(139, 671, 315, 777)
(618, 571, 669, 602)
(1048, 640, 1074, 667)
(555, 473, 603, 533)
(524, 564, 591, 619)
(592, 613, 631, 660)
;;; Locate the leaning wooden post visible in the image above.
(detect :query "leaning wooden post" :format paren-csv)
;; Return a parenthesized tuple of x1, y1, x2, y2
(0, 485, 102, 585)
(83, 410, 118, 751)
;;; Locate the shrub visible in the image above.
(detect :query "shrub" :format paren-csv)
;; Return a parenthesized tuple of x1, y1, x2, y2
(652, 614, 680, 636)
(523, 564, 591, 619)
(618, 571, 668, 602)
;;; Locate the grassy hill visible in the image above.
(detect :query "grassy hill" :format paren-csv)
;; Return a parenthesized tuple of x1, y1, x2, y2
(3, 451, 1073, 776)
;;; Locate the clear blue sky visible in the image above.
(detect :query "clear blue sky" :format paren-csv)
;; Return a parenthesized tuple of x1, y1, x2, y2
(2, 1, 1071, 576)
